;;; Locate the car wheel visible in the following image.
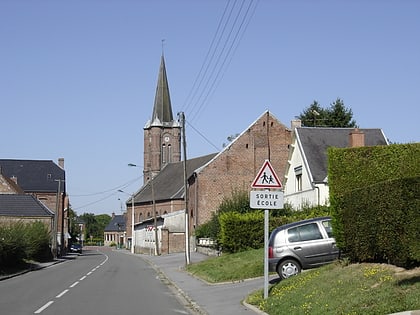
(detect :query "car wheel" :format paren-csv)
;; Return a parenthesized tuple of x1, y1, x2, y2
(277, 259, 301, 279)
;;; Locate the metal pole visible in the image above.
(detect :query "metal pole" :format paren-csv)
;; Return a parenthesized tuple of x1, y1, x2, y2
(151, 174, 159, 255)
(131, 195, 135, 254)
(180, 112, 190, 265)
(264, 208, 269, 299)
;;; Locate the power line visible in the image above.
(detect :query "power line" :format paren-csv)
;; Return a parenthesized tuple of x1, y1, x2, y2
(182, 0, 259, 124)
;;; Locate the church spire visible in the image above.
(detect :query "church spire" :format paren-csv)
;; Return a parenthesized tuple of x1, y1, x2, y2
(151, 54, 174, 125)
(143, 55, 181, 182)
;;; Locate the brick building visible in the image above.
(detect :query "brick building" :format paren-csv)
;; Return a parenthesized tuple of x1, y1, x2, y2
(124, 55, 292, 254)
(188, 111, 292, 228)
(0, 159, 69, 256)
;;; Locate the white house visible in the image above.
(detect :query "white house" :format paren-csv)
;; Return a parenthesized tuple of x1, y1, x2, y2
(283, 122, 388, 209)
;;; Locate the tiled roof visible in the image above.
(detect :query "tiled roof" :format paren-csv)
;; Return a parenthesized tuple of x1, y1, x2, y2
(296, 127, 388, 182)
(0, 194, 54, 217)
(0, 159, 65, 193)
(104, 214, 126, 232)
(133, 153, 217, 204)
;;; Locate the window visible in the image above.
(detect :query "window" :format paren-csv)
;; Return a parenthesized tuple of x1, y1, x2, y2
(296, 174, 302, 191)
(162, 144, 166, 164)
(287, 223, 323, 242)
(294, 166, 303, 191)
(322, 220, 333, 238)
(167, 144, 172, 163)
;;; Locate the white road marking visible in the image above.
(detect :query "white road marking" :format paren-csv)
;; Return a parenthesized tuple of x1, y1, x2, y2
(56, 289, 69, 298)
(33, 250, 109, 313)
(34, 301, 54, 313)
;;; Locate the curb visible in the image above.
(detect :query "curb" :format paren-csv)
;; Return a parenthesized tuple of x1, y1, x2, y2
(140, 255, 208, 315)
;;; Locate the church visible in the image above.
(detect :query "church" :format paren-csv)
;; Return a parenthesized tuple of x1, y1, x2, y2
(125, 55, 292, 254)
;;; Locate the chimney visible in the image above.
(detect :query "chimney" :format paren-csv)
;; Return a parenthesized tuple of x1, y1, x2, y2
(349, 128, 365, 147)
(291, 119, 302, 130)
(58, 158, 65, 169)
(11, 175, 18, 185)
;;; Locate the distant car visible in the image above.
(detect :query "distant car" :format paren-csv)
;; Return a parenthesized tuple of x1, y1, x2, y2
(268, 217, 340, 279)
(70, 243, 82, 254)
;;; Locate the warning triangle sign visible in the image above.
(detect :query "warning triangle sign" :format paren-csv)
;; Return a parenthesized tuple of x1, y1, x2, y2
(251, 160, 282, 189)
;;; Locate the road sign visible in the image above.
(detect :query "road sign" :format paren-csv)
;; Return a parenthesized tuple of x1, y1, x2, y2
(250, 191, 284, 209)
(251, 160, 282, 189)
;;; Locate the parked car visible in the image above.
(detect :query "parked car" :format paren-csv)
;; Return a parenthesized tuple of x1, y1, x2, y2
(268, 216, 339, 279)
(70, 243, 82, 254)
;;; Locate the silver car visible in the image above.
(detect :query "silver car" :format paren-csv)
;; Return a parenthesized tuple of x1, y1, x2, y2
(268, 216, 339, 279)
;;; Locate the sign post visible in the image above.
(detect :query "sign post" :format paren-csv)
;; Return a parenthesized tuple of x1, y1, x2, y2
(250, 160, 283, 300)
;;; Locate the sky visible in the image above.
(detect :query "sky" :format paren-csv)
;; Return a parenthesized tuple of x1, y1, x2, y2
(1, 0, 419, 216)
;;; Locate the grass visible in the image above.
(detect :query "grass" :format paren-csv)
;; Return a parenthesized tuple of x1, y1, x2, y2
(186, 248, 265, 283)
(186, 249, 420, 314)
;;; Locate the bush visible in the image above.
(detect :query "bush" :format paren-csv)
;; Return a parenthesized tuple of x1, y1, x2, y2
(24, 221, 52, 262)
(0, 221, 52, 271)
(0, 222, 26, 269)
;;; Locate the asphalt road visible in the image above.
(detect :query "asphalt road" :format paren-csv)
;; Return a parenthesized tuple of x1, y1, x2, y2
(0, 248, 192, 315)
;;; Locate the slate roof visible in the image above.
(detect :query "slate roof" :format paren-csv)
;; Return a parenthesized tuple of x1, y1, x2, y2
(0, 194, 54, 217)
(296, 127, 388, 182)
(133, 153, 217, 204)
(144, 55, 179, 128)
(0, 159, 65, 193)
(104, 214, 126, 232)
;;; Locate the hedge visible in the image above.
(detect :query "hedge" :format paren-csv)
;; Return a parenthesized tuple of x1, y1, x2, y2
(329, 143, 420, 268)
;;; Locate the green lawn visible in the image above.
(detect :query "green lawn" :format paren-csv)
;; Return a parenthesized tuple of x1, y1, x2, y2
(186, 249, 420, 314)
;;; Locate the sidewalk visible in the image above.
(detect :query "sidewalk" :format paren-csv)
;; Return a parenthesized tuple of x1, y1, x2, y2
(140, 251, 270, 315)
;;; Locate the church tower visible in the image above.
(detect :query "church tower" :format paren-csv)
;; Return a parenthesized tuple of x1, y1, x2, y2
(143, 55, 181, 183)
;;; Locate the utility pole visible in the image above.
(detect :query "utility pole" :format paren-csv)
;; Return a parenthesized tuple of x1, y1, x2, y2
(179, 112, 190, 265)
(53, 179, 63, 258)
(151, 172, 159, 255)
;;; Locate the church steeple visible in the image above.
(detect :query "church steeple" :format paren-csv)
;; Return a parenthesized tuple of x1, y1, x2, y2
(151, 55, 174, 125)
(143, 55, 181, 183)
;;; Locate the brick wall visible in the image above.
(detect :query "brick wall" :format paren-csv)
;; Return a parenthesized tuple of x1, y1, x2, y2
(189, 112, 291, 227)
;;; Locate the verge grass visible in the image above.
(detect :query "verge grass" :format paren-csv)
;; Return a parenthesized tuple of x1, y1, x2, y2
(186, 248, 264, 283)
(247, 262, 420, 315)
(186, 249, 420, 314)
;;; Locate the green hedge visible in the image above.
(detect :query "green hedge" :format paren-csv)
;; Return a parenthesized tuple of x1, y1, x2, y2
(0, 221, 52, 271)
(219, 211, 265, 253)
(217, 206, 331, 254)
(329, 143, 420, 268)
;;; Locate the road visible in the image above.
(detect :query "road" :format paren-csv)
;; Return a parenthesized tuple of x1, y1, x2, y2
(0, 247, 193, 315)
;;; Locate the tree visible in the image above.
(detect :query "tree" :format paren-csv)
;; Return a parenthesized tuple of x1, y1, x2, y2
(298, 98, 357, 128)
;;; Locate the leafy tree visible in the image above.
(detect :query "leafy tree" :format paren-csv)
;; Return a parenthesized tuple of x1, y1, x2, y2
(79, 213, 111, 241)
(298, 98, 357, 127)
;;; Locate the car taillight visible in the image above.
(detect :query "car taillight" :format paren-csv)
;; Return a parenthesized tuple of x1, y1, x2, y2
(268, 246, 273, 258)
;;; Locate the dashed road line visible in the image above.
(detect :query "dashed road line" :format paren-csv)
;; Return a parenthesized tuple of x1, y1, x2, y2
(56, 289, 69, 298)
(33, 250, 109, 314)
(34, 301, 54, 314)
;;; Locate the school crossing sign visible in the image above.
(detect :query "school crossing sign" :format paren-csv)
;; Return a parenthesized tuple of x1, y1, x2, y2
(250, 160, 283, 209)
(251, 160, 282, 189)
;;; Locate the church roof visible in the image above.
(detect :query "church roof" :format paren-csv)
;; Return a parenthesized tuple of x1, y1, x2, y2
(145, 55, 178, 128)
(133, 153, 217, 204)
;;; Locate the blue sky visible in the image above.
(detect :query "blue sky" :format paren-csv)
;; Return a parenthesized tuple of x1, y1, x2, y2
(1, 0, 419, 215)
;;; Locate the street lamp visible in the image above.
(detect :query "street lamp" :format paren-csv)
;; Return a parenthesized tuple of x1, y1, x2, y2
(118, 189, 135, 254)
